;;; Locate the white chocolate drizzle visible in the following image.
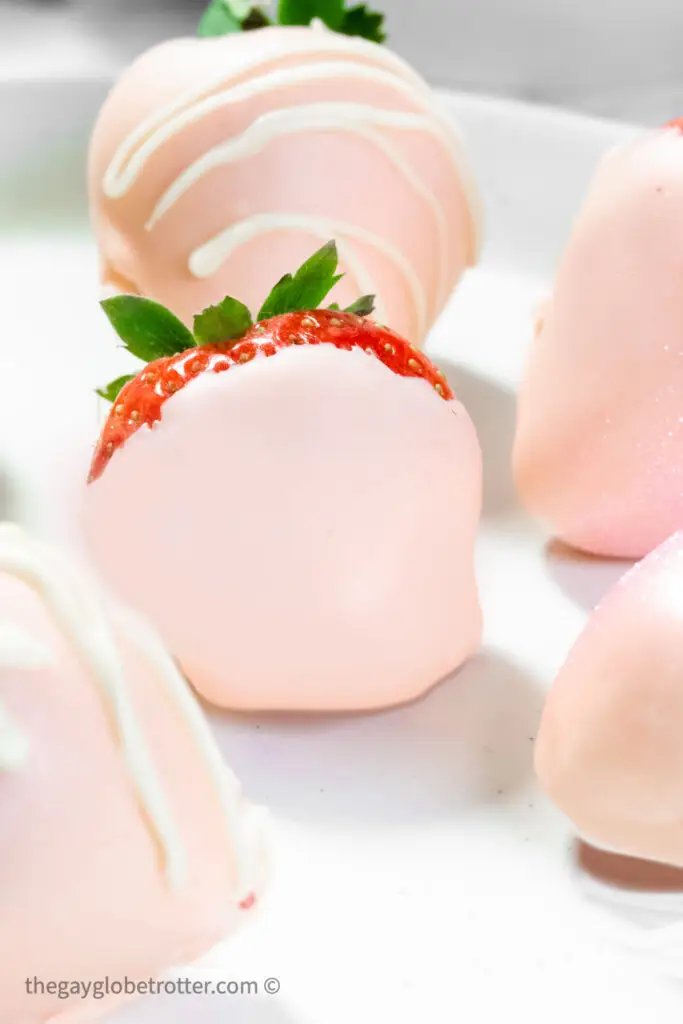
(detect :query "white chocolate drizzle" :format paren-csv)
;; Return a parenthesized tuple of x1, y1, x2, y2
(117, 604, 266, 904)
(102, 37, 483, 337)
(0, 525, 263, 900)
(143, 100, 450, 318)
(189, 211, 425, 337)
(103, 34, 428, 201)
(106, 63, 444, 203)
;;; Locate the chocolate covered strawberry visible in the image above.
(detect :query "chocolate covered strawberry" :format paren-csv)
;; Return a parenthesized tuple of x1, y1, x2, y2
(85, 241, 482, 712)
(514, 121, 683, 558)
(91, 243, 451, 481)
(89, 0, 481, 348)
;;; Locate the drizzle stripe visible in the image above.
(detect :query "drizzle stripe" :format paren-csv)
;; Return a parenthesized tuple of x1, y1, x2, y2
(144, 101, 449, 314)
(189, 212, 426, 337)
(105, 62, 449, 202)
(0, 525, 263, 897)
(119, 605, 266, 903)
(103, 33, 429, 199)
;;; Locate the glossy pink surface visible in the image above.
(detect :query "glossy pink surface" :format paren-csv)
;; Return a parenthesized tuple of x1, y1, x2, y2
(88, 26, 480, 345)
(536, 531, 683, 866)
(0, 574, 266, 1024)
(515, 127, 683, 558)
(84, 344, 482, 711)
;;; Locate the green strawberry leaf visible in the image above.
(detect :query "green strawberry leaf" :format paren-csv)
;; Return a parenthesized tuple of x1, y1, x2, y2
(99, 243, 375, 377)
(198, 1, 242, 35)
(257, 240, 343, 320)
(327, 302, 341, 311)
(278, 0, 345, 29)
(96, 374, 136, 403)
(193, 296, 253, 345)
(277, 0, 385, 38)
(101, 296, 196, 362)
(344, 294, 375, 317)
(199, 0, 384, 39)
(338, 4, 386, 42)
(198, 0, 271, 36)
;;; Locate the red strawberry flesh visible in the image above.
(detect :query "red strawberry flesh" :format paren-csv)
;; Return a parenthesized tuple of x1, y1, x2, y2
(89, 310, 453, 483)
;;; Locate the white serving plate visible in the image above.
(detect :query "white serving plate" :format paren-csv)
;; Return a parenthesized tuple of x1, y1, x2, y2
(0, 81, 680, 1023)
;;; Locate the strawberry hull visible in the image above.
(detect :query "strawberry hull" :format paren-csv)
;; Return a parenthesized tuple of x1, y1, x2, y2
(89, 309, 452, 482)
(84, 342, 482, 712)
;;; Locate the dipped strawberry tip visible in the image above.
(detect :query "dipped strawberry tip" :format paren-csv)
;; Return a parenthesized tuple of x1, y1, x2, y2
(96, 240, 372, 401)
(90, 240, 452, 483)
(198, 0, 387, 44)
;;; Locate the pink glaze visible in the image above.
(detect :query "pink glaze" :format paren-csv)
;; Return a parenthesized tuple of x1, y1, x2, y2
(84, 344, 482, 711)
(536, 530, 683, 867)
(88, 26, 481, 345)
(514, 126, 683, 558)
(0, 537, 267, 1024)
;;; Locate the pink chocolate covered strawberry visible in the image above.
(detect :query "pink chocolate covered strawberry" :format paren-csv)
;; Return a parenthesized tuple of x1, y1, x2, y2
(85, 241, 482, 711)
(514, 120, 683, 558)
(88, 0, 482, 346)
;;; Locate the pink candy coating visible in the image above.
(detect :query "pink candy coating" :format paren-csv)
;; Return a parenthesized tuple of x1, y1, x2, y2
(88, 26, 480, 344)
(84, 344, 483, 711)
(0, 570, 267, 1024)
(514, 127, 683, 558)
(536, 531, 683, 867)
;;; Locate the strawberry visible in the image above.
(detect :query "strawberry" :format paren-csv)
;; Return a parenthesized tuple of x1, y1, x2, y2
(91, 241, 452, 483)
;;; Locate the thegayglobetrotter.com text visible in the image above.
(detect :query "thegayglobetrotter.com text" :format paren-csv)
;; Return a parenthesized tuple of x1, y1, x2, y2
(25, 975, 281, 1000)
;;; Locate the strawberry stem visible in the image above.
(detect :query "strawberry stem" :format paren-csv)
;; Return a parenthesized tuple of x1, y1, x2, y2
(96, 240, 377, 402)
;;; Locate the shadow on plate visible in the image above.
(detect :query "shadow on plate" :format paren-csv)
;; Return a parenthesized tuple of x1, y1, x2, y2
(111, 994, 296, 1024)
(433, 357, 518, 518)
(208, 647, 544, 827)
(574, 840, 683, 983)
(545, 538, 633, 613)
(577, 840, 683, 894)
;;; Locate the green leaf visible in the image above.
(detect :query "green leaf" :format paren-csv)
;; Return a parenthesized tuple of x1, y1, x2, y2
(198, 1, 242, 36)
(198, 0, 270, 36)
(96, 374, 136, 403)
(199, 0, 385, 40)
(338, 4, 386, 42)
(344, 294, 375, 317)
(327, 302, 341, 311)
(276, 0, 385, 39)
(222, 0, 253, 16)
(278, 0, 345, 28)
(101, 296, 195, 362)
(257, 241, 343, 320)
(193, 296, 253, 345)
